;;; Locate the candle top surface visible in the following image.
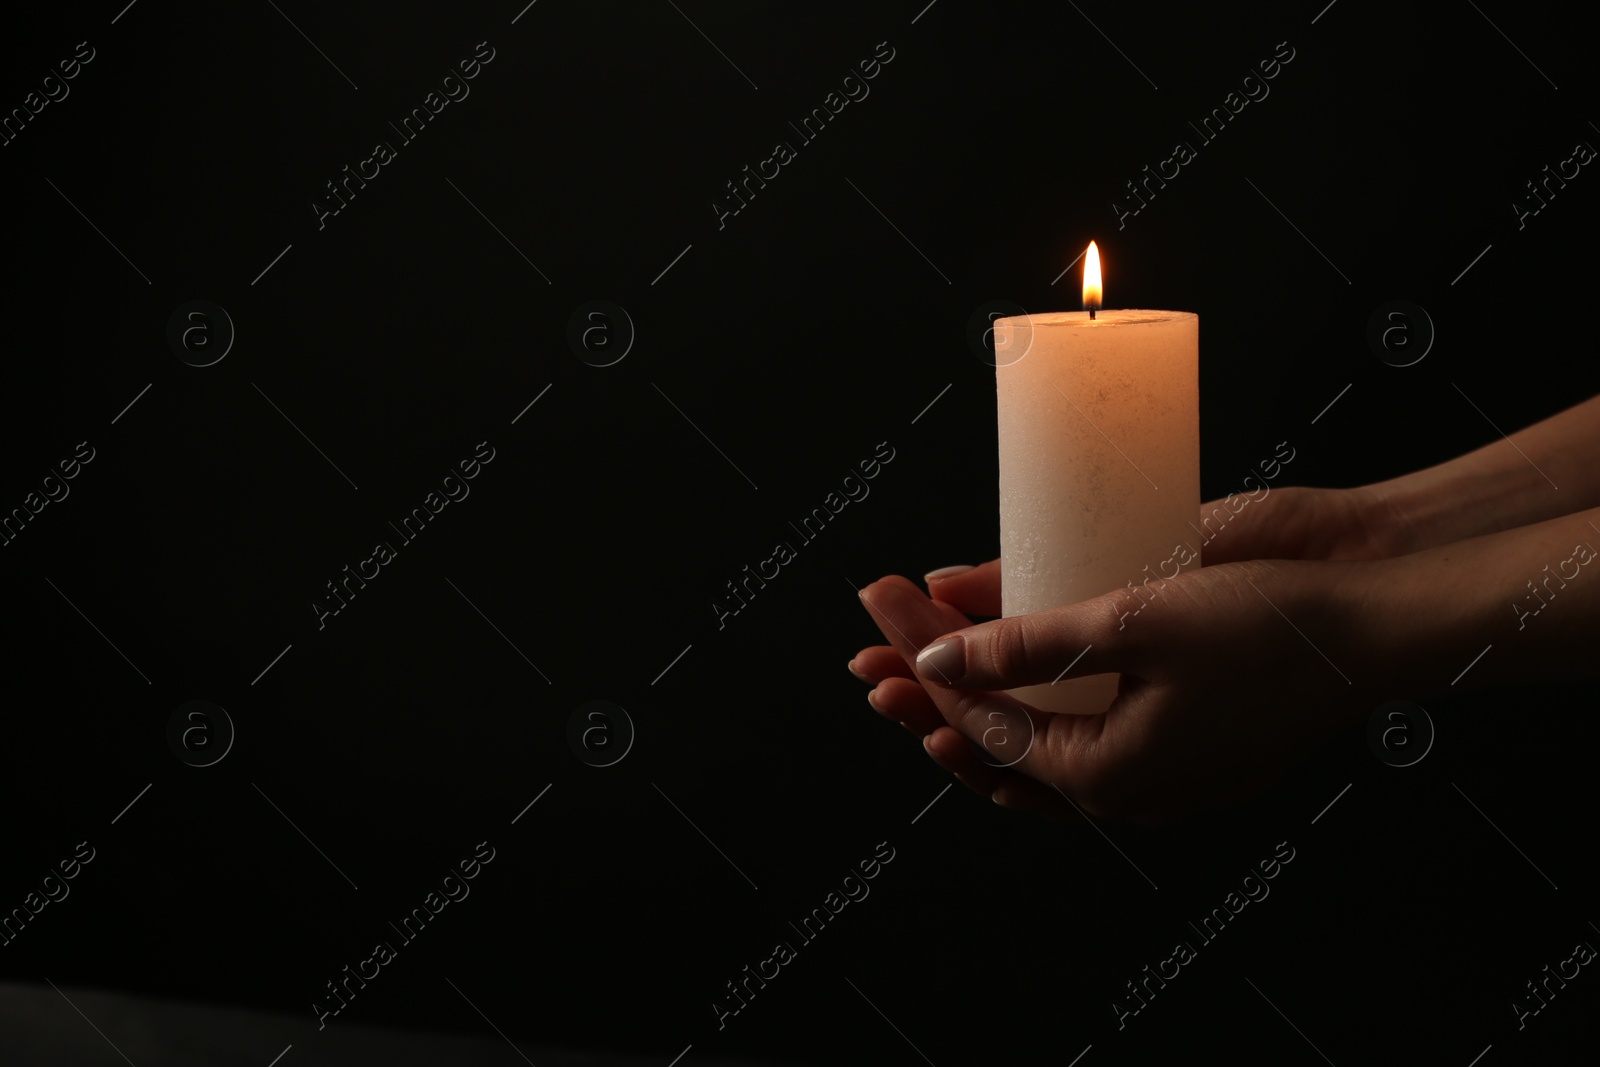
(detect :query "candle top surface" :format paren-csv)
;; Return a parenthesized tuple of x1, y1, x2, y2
(995, 309, 1195, 328)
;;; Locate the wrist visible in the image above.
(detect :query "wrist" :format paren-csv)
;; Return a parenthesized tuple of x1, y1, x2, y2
(1332, 521, 1587, 700)
(1364, 446, 1574, 555)
(1358, 471, 1446, 557)
(1324, 551, 1476, 704)
(1321, 557, 1403, 707)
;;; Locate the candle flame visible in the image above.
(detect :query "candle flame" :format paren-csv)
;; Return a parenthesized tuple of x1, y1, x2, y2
(1082, 241, 1102, 311)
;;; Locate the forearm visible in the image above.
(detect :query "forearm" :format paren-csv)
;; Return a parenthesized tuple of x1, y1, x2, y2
(1340, 505, 1600, 699)
(1369, 394, 1600, 551)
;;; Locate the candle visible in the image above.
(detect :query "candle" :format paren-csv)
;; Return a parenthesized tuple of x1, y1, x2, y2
(992, 242, 1198, 714)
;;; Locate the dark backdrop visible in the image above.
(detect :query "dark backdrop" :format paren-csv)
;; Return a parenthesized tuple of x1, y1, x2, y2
(3, 1, 1598, 1064)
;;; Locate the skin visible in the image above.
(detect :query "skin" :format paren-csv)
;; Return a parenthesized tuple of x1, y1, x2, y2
(851, 394, 1600, 826)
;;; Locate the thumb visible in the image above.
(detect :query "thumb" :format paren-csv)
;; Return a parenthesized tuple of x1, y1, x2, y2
(913, 590, 1143, 690)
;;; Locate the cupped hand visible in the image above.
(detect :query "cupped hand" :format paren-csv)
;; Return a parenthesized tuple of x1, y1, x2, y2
(856, 557, 1376, 825)
(849, 486, 1402, 691)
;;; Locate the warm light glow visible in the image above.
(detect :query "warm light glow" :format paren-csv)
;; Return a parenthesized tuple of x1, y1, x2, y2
(1082, 241, 1102, 310)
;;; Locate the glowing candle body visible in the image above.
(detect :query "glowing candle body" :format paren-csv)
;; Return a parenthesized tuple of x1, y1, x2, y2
(992, 310, 1199, 714)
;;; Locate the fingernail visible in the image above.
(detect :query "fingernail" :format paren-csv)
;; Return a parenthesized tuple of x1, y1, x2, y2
(915, 637, 965, 683)
(866, 686, 881, 710)
(924, 564, 974, 583)
(848, 658, 869, 682)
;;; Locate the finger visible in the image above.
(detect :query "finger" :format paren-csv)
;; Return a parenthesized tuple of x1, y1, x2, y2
(860, 578, 1073, 784)
(868, 679, 1011, 788)
(875, 682, 1073, 819)
(924, 726, 1064, 813)
(1196, 498, 1241, 565)
(926, 559, 1002, 617)
(991, 776, 1073, 820)
(849, 645, 914, 684)
(861, 646, 1089, 822)
(926, 727, 1082, 823)
(911, 589, 1145, 691)
(1195, 497, 1263, 566)
(868, 676, 948, 736)
(923, 725, 1015, 795)
(858, 575, 975, 661)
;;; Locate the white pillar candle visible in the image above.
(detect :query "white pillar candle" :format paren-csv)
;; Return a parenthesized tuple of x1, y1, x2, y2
(992, 244, 1198, 714)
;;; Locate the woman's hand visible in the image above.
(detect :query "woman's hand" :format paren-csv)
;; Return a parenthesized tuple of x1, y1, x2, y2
(856, 557, 1376, 826)
(851, 484, 1407, 690)
(856, 505, 1600, 823)
(847, 483, 1409, 801)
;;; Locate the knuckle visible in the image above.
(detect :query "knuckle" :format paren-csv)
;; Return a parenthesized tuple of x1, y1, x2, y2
(1093, 593, 1127, 640)
(1000, 616, 1038, 678)
(973, 617, 1024, 680)
(950, 690, 994, 735)
(1084, 593, 1135, 657)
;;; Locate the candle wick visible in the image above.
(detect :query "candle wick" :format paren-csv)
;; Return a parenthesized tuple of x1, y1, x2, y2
(1089, 308, 1096, 320)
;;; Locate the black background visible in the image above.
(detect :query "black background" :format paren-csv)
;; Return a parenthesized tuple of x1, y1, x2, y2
(3, 1, 1599, 1064)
